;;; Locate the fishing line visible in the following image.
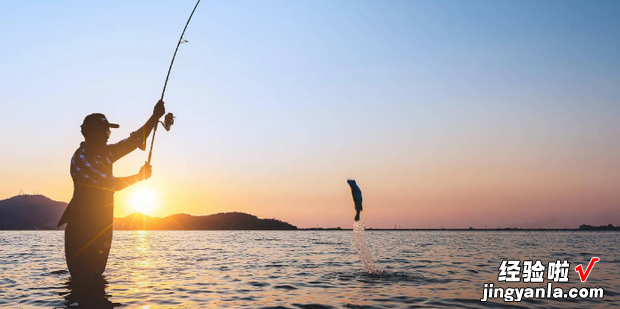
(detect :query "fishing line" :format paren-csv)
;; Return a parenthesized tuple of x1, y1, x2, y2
(147, 0, 202, 165)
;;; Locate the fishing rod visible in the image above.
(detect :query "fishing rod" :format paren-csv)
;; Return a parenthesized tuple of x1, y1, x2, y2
(147, 0, 202, 165)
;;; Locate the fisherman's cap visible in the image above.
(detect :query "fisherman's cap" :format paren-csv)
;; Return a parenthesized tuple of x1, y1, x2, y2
(81, 113, 120, 131)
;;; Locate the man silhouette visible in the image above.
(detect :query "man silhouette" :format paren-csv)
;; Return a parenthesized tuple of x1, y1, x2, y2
(58, 100, 165, 279)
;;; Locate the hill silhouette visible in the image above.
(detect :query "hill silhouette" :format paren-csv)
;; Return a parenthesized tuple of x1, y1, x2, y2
(0, 195, 66, 229)
(0, 195, 297, 230)
(114, 212, 297, 230)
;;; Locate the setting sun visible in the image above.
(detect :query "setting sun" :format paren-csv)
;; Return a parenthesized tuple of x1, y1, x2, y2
(131, 187, 158, 215)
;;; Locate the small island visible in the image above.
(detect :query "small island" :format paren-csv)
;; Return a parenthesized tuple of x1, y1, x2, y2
(579, 224, 620, 231)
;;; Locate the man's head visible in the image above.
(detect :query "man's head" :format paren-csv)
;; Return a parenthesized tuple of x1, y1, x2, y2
(81, 113, 119, 148)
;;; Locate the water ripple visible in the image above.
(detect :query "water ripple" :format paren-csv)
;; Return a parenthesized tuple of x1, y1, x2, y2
(0, 231, 618, 308)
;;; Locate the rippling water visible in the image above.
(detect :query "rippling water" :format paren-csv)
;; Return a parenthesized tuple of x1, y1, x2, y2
(1, 230, 618, 308)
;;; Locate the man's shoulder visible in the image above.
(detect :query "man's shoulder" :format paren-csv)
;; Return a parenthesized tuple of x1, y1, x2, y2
(70, 143, 90, 164)
(72, 144, 85, 156)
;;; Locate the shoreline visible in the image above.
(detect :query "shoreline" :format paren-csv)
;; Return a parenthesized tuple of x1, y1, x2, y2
(2, 228, 619, 232)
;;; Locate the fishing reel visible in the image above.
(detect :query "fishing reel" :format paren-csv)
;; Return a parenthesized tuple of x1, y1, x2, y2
(160, 113, 176, 131)
(146, 112, 175, 163)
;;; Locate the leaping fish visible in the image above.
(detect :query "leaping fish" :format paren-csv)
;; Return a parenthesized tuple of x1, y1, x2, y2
(347, 179, 363, 221)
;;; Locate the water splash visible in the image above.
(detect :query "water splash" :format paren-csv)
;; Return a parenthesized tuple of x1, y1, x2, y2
(353, 213, 378, 274)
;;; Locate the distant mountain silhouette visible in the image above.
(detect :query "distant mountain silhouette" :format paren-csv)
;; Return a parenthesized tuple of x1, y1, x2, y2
(0, 195, 66, 229)
(114, 212, 297, 230)
(0, 195, 297, 230)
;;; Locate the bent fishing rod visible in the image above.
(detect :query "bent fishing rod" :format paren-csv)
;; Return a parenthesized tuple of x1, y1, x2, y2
(147, 0, 202, 165)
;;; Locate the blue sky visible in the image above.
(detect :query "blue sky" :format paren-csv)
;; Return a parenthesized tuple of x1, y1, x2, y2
(1, 0, 619, 228)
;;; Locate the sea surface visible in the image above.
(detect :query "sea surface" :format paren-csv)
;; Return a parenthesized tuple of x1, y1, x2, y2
(1, 229, 619, 308)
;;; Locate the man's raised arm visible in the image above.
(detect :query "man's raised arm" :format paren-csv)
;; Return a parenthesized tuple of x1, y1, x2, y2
(107, 100, 165, 162)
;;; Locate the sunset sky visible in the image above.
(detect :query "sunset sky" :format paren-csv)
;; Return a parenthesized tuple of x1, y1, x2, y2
(1, 0, 619, 229)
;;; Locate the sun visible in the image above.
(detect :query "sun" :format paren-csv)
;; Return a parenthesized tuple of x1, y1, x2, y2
(131, 187, 158, 215)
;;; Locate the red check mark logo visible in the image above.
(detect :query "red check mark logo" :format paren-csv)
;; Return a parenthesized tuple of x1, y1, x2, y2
(575, 257, 600, 282)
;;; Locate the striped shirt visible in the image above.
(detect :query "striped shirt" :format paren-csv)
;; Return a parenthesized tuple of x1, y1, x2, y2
(70, 130, 145, 192)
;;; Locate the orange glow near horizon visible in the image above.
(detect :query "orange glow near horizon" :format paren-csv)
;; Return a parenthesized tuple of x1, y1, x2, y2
(130, 186, 158, 216)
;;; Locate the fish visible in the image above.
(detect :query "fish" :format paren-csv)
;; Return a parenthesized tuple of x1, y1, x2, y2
(347, 179, 363, 221)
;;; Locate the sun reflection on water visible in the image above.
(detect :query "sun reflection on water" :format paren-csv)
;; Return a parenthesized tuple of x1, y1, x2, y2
(131, 231, 153, 297)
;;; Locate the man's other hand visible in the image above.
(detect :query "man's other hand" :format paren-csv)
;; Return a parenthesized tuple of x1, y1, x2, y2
(153, 100, 166, 119)
(139, 162, 152, 180)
